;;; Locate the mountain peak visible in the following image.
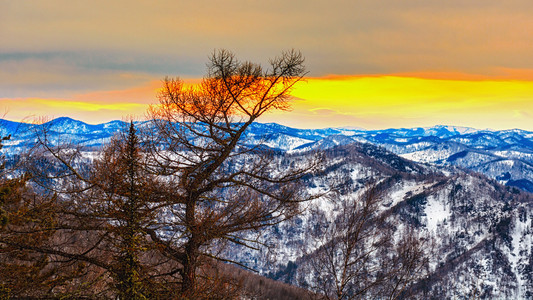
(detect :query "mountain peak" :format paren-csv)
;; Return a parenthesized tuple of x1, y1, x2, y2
(44, 117, 92, 134)
(44, 116, 85, 125)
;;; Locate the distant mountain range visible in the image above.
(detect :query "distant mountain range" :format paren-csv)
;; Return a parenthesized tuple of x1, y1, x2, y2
(2, 117, 531, 192)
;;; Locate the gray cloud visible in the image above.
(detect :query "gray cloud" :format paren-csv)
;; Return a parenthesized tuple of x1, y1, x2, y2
(2, 0, 533, 96)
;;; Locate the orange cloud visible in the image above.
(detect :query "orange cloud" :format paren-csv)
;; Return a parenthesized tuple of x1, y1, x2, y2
(73, 80, 162, 104)
(0, 97, 148, 124)
(0, 78, 207, 124)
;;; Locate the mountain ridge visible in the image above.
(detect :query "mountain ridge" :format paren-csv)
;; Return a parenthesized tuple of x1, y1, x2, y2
(1, 118, 532, 192)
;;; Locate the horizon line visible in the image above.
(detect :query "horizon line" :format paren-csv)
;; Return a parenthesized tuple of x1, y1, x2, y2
(0, 116, 529, 133)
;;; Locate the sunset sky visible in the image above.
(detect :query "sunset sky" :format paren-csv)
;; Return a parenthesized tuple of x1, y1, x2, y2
(1, 0, 532, 130)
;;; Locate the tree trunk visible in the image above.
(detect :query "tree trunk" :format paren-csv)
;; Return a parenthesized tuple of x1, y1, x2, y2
(182, 239, 199, 296)
(182, 194, 199, 296)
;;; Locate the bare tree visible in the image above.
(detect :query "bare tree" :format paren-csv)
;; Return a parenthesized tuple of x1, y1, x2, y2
(0, 134, 95, 298)
(9, 122, 184, 298)
(302, 187, 429, 300)
(144, 49, 318, 296)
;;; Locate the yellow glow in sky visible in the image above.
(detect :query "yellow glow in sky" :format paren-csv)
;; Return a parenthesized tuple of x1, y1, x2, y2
(262, 76, 533, 130)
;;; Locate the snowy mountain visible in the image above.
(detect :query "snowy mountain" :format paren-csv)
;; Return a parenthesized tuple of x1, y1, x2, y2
(241, 143, 533, 299)
(1, 118, 532, 298)
(244, 124, 533, 193)
(0, 117, 130, 150)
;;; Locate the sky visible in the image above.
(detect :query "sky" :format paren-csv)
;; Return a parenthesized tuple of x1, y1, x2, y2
(1, 0, 532, 130)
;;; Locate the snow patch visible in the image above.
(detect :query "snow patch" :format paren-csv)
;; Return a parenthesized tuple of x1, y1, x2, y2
(424, 195, 450, 232)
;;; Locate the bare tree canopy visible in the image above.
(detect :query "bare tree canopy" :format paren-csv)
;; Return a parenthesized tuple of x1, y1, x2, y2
(300, 187, 430, 300)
